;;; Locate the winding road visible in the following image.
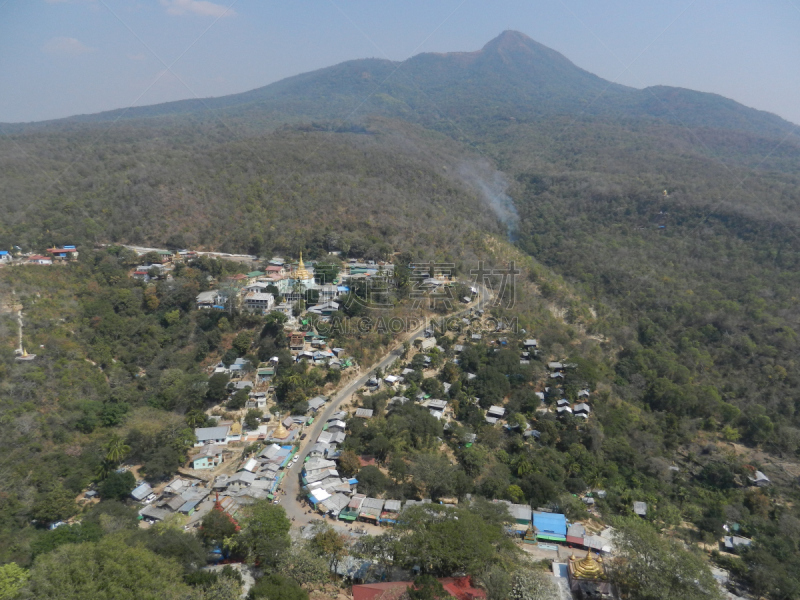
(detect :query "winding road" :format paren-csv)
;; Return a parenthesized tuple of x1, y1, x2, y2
(280, 285, 492, 527)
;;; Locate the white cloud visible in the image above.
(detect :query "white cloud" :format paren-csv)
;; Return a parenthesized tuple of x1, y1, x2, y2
(160, 0, 234, 18)
(127, 53, 147, 61)
(42, 37, 95, 56)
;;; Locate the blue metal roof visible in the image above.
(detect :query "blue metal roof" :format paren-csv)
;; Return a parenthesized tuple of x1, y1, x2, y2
(533, 512, 567, 536)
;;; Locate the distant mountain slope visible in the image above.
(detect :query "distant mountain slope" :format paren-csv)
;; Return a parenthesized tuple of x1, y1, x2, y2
(0, 118, 502, 255)
(8, 31, 795, 145)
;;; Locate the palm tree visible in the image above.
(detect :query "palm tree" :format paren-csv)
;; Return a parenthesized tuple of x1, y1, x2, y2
(186, 410, 207, 429)
(95, 460, 115, 480)
(105, 434, 130, 465)
(516, 456, 533, 477)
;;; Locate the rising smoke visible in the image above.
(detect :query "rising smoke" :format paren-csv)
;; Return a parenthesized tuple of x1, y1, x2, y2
(458, 161, 520, 241)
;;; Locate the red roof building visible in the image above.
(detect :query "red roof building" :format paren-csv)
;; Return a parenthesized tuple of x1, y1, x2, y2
(352, 577, 485, 600)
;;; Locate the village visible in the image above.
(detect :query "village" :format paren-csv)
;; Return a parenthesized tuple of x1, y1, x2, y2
(115, 247, 623, 598)
(7, 243, 762, 600)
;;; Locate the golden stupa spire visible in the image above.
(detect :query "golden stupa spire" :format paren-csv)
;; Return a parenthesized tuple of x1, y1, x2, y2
(295, 252, 311, 281)
(569, 553, 607, 580)
(272, 412, 289, 439)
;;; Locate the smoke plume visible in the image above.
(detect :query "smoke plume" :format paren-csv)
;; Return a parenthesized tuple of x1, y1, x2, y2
(458, 161, 520, 241)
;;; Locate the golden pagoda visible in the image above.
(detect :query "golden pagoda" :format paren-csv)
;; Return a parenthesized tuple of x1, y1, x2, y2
(568, 553, 607, 581)
(294, 252, 312, 281)
(270, 413, 290, 440)
(567, 552, 612, 597)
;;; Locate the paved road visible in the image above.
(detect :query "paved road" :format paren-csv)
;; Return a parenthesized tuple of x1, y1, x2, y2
(280, 285, 492, 527)
(115, 244, 258, 263)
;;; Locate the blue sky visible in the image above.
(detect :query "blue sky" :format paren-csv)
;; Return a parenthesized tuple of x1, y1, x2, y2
(1, 0, 799, 124)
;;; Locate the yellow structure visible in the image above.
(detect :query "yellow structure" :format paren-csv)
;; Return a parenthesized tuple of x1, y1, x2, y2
(294, 253, 312, 282)
(568, 553, 606, 581)
(271, 417, 290, 440)
(567, 552, 612, 598)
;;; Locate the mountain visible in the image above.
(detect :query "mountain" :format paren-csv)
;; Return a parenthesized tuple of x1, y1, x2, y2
(4, 31, 800, 597)
(12, 31, 794, 144)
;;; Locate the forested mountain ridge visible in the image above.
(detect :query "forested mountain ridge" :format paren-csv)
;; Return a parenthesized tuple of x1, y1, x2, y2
(3, 29, 800, 600)
(4, 30, 795, 145)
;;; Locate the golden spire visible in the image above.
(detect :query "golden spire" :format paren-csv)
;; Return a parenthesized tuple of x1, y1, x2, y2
(295, 252, 312, 281)
(569, 553, 607, 580)
(272, 412, 289, 439)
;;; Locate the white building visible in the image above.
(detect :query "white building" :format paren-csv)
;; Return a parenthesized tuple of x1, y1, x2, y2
(243, 291, 275, 313)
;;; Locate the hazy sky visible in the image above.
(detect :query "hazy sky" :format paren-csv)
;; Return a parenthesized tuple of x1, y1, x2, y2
(1, 0, 799, 124)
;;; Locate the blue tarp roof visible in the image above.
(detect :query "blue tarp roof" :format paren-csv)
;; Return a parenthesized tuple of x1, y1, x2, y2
(0, 251, 7, 255)
(348, 478, 359, 485)
(533, 512, 567, 536)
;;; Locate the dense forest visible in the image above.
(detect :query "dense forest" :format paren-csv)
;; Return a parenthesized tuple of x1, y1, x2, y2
(2, 28, 800, 600)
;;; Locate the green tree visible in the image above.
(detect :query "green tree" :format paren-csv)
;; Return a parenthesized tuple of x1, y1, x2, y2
(478, 565, 511, 600)
(207, 373, 231, 404)
(187, 409, 210, 429)
(232, 332, 252, 356)
(105, 434, 131, 464)
(236, 500, 291, 568)
(280, 545, 329, 586)
(30, 522, 104, 558)
(200, 509, 239, 548)
(197, 576, 241, 600)
(228, 388, 249, 410)
(409, 454, 455, 499)
(248, 574, 307, 600)
(244, 409, 262, 430)
(262, 311, 288, 338)
(611, 517, 723, 600)
(409, 575, 455, 600)
(313, 262, 340, 285)
(22, 534, 196, 600)
(356, 466, 389, 496)
(308, 523, 348, 572)
(98, 470, 136, 501)
(30, 485, 78, 524)
(394, 504, 513, 576)
(337, 450, 362, 477)
(0, 563, 28, 600)
(388, 454, 408, 483)
(504, 485, 526, 504)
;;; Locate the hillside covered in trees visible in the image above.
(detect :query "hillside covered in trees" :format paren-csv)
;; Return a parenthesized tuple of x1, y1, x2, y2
(1, 29, 800, 600)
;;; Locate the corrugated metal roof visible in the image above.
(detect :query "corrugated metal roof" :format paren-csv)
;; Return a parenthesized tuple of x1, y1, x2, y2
(533, 512, 567, 536)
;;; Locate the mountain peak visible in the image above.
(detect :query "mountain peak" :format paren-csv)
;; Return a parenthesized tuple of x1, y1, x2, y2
(485, 30, 535, 47)
(476, 29, 580, 71)
(480, 29, 547, 55)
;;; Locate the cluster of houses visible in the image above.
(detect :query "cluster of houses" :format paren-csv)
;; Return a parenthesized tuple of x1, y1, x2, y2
(208, 441, 298, 502)
(540, 361, 593, 420)
(301, 411, 357, 512)
(1, 245, 79, 266)
(133, 476, 236, 527)
(490, 501, 616, 598)
(194, 254, 392, 319)
(365, 330, 595, 435)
